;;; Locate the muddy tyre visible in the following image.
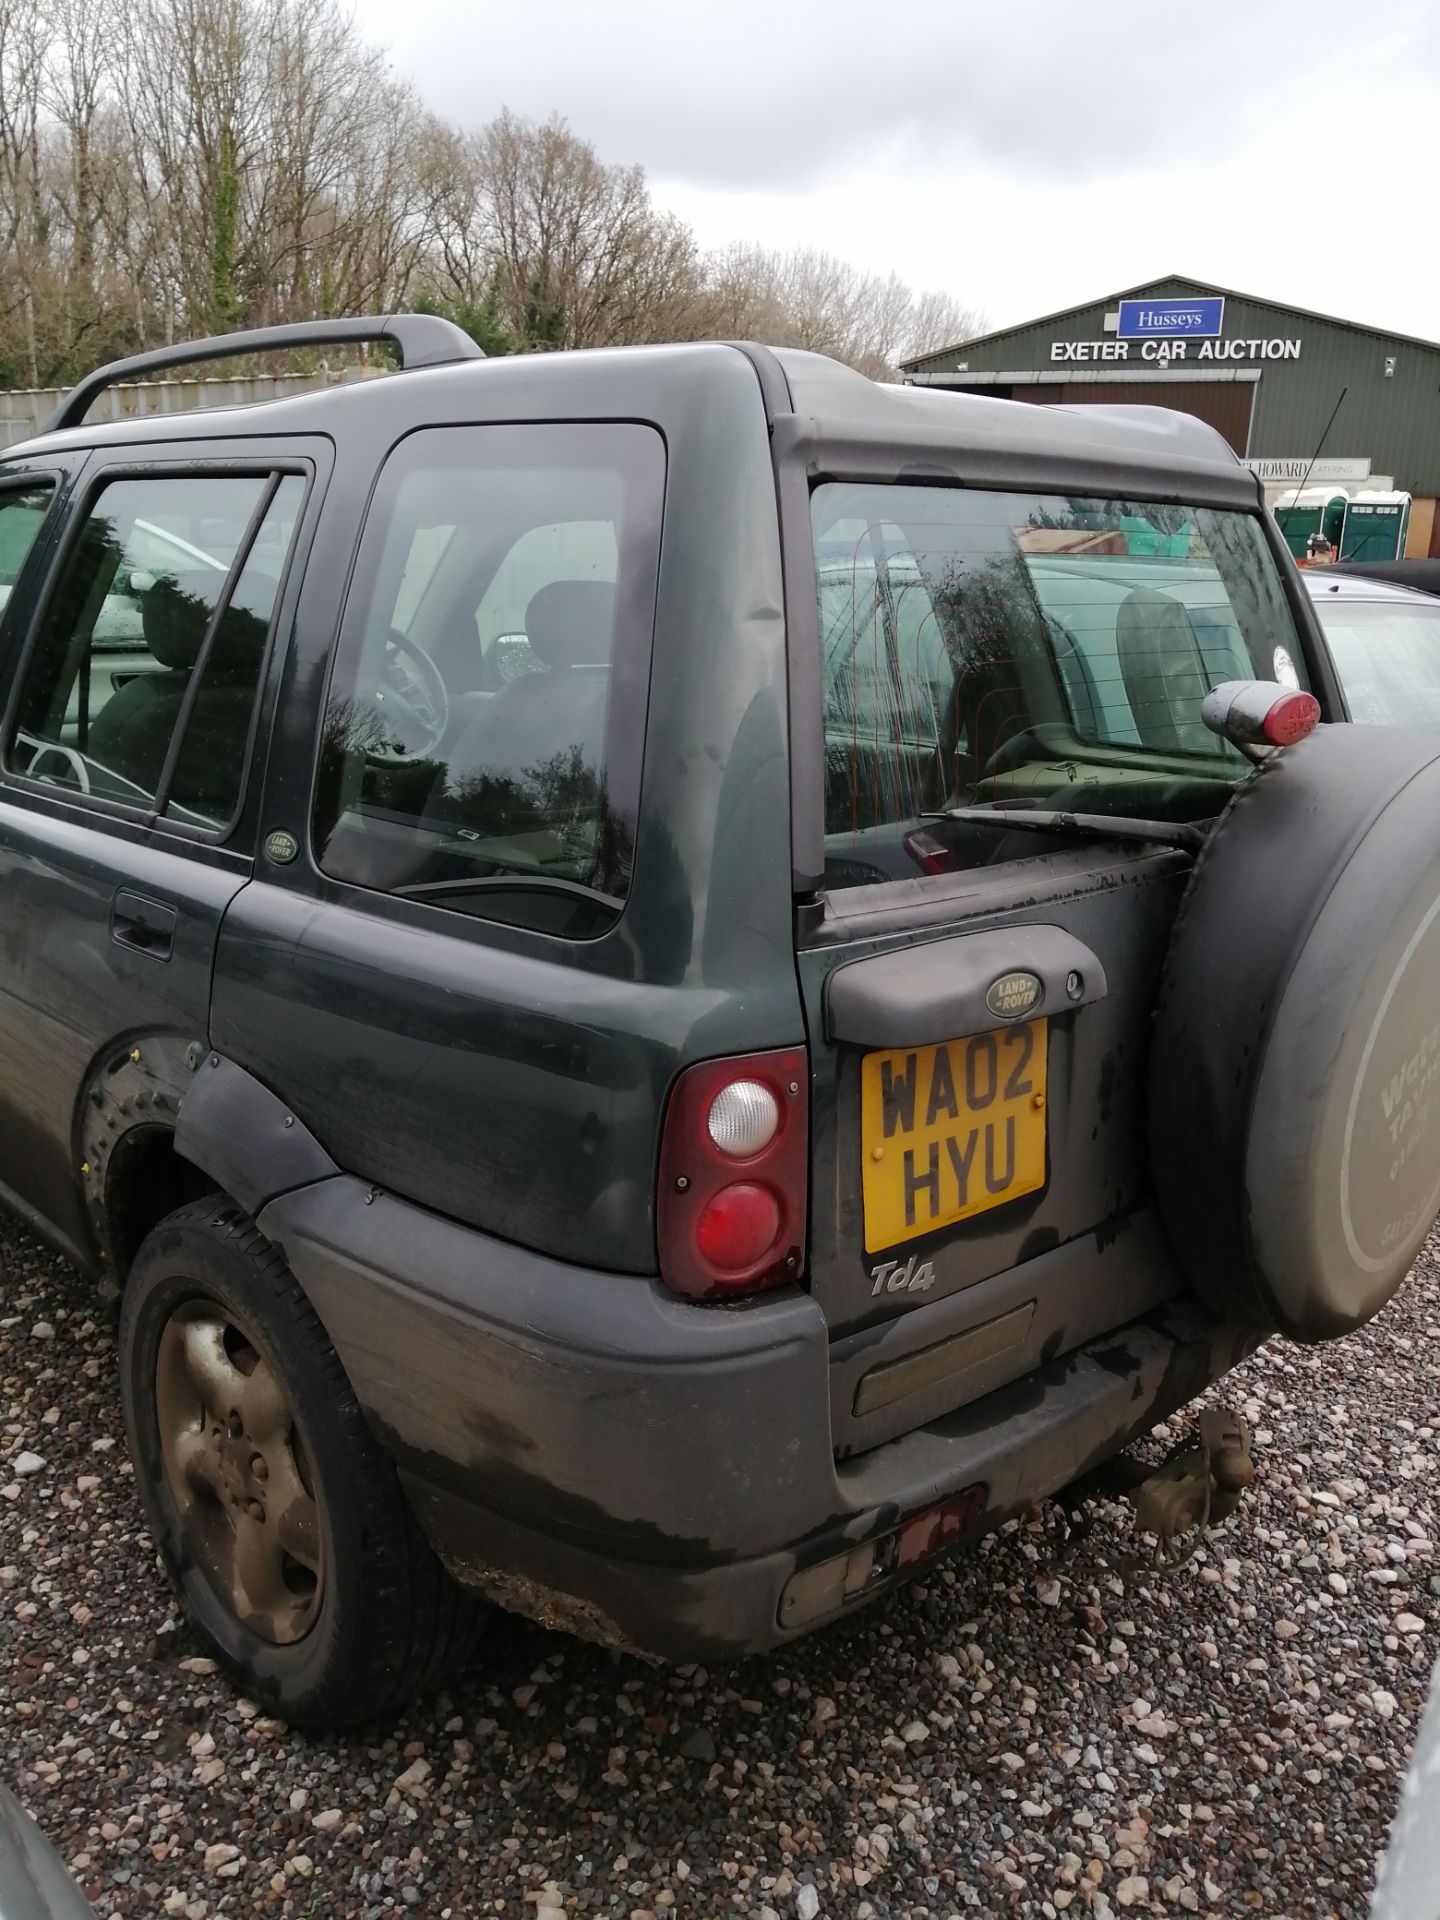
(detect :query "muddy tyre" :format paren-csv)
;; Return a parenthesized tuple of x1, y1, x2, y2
(119, 1197, 481, 1728)
(1150, 724, 1440, 1342)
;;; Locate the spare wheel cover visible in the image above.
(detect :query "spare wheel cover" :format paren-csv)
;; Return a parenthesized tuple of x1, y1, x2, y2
(1149, 723, 1440, 1341)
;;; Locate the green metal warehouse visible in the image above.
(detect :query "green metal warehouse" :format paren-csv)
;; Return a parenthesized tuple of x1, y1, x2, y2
(901, 274, 1440, 558)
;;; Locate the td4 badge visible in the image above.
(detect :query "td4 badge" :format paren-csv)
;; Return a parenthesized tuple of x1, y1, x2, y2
(869, 1254, 937, 1299)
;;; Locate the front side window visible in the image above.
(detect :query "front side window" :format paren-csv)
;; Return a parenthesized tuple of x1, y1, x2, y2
(0, 484, 55, 621)
(814, 482, 1307, 886)
(314, 423, 664, 939)
(8, 472, 302, 827)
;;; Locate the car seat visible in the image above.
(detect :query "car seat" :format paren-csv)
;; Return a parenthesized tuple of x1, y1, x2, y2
(425, 580, 615, 830)
(87, 568, 269, 815)
(1115, 587, 1214, 753)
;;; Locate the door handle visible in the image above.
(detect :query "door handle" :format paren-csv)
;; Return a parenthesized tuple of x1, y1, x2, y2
(825, 925, 1106, 1048)
(111, 889, 177, 962)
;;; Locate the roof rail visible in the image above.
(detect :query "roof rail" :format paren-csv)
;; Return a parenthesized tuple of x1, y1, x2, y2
(41, 313, 483, 434)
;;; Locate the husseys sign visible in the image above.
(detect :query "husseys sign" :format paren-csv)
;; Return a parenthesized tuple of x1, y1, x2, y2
(1118, 296, 1225, 337)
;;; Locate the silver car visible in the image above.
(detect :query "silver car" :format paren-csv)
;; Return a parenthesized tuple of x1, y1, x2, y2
(0, 1789, 92, 1920)
(1304, 570, 1440, 731)
(1370, 1654, 1440, 1918)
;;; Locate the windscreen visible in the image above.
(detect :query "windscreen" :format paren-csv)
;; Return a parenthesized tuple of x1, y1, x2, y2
(813, 481, 1307, 887)
(1312, 597, 1440, 732)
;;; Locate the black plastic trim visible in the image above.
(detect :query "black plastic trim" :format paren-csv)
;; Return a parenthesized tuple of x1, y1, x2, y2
(771, 420, 826, 893)
(175, 1055, 339, 1215)
(824, 922, 1106, 1047)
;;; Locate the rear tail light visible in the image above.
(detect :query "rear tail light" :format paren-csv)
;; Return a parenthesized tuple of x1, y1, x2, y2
(657, 1047, 808, 1301)
(706, 1079, 780, 1157)
(695, 1182, 782, 1270)
(1202, 679, 1321, 753)
(903, 827, 963, 876)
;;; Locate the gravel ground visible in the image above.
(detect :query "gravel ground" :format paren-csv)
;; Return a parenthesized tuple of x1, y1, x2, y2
(3, 1210, 1437, 1920)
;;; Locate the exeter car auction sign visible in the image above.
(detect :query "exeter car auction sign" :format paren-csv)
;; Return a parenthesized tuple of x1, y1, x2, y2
(1051, 336, 1302, 364)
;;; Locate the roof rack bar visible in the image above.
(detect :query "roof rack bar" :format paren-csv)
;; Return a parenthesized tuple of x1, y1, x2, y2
(42, 313, 483, 434)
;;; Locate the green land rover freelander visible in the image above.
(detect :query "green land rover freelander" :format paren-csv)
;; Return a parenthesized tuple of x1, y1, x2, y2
(1, 316, 1439, 1728)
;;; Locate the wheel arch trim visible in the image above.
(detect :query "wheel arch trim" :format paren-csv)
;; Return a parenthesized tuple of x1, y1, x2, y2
(174, 1053, 339, 1218)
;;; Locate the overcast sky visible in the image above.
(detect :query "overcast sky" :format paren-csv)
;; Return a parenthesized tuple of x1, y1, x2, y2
(350, 0, 1440, 345)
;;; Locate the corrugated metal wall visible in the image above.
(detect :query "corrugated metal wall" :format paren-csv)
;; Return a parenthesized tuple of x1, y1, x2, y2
(1010, 376, 1256, 454)
(907, 277, 1440, 495)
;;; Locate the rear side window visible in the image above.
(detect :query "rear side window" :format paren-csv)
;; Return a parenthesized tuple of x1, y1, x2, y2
(314, 423, 664, 939)
(814, 483, 1305, 887)
(0, 484, 55, 618)
(7, 472, 302, 828)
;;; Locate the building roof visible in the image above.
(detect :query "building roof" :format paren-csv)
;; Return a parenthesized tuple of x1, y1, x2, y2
(901, 273, 1440, 372)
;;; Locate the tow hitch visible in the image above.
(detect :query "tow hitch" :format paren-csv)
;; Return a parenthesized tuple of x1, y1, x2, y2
(1055, 1406, 1256, 1573)
(1130, 1406, 1255, 1569)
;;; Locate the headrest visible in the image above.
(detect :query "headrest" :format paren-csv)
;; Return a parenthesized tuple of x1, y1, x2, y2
(1116, 586, 1197, 656)
(524, 580, 617, 670)
(141, 571, 218, 671)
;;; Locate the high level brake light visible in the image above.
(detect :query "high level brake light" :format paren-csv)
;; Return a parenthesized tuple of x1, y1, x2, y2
(1259, 690, 1323, 747)
(1202, 679, 1321, 756)
(657, 1048, 808, 1301)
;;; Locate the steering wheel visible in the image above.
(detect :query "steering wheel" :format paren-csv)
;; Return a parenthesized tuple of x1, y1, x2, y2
(367, 631, 450, 763)
(983, 723, 1080, 779)
(23, 738, 92, 795)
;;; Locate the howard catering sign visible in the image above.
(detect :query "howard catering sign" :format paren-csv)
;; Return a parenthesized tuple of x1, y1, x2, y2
(1245, 457, 1372, 484)
(1118, 297, 1225, 338)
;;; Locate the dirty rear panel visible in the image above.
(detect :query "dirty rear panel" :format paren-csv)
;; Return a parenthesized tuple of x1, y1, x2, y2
(801, 843, 1191, 1325)
(777, 429, 1326, 1447)
(797, 847, 1195, 1449)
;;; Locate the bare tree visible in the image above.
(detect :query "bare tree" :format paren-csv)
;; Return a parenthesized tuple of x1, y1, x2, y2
(698, 244, 983, 379)
(0, 0, 47, 382)
(902, 287, 983, 365)
(0, 7, 980, 387)
(475, 112, 707, 350)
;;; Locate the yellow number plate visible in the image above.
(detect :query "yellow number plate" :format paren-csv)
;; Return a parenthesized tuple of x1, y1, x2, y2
(860, 1021, 1048, 1253)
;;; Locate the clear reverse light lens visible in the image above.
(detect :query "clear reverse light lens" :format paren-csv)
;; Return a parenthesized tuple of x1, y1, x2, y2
(707, 1079, 780, 1158)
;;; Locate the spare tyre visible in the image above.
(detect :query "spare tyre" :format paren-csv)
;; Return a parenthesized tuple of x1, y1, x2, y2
(1150, 723, 1440, 1342)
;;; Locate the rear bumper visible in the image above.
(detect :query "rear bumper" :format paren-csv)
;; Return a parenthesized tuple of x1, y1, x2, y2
(258, 1177, 1262, 1659)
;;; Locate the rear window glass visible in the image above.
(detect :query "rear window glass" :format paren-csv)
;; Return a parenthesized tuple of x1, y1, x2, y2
(314, 423, 664, 940)
(813, 482, 1306, 888)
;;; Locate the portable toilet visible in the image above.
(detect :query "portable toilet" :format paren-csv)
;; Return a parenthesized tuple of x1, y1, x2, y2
(1340, 490, 1412, 562)
(1118, 513, 1190, 557)
(1274, 486, 1349, 561)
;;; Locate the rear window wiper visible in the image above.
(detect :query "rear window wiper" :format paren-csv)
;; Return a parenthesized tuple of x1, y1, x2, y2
(924, 804, 1206, 854)
(392, 872, 625, 912)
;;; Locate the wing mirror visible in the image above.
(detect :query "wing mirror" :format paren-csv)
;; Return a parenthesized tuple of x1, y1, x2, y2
(1202, 680, 1321, 761)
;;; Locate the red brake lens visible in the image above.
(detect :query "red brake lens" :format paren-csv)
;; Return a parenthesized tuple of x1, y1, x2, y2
(903, 828, 963, 876)
(1262, 690, 1321, 747)
(656, 1047, 808, 1302)
(694, 1183, 782, 1271)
